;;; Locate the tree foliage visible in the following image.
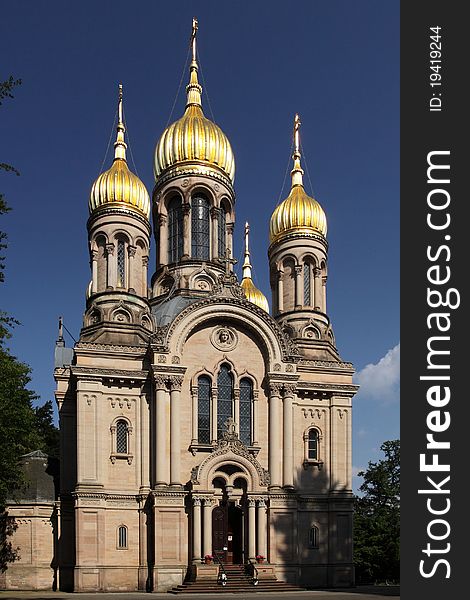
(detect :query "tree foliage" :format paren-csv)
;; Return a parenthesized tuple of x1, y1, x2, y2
(354, 439, 400, 584)
(1, 75, 59, 571)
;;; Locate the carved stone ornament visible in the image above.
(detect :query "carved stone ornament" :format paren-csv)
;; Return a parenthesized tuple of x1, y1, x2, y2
(211, 326, 238, 351)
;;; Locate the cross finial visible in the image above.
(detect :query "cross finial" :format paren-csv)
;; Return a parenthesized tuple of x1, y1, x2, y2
(191, 17, 198, 62)
(294, 113, 301, 156)
(223, 247, 237, 276)
(224, 417, 236, 435)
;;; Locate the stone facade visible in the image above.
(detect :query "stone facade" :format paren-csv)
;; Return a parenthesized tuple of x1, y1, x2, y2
(2, 23, 358, 593)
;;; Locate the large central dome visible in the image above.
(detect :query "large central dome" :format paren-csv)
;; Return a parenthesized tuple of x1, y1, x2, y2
(153, 32, 235, 184)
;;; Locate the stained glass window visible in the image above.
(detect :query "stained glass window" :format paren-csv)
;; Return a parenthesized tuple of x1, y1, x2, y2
(239, 378, 252, 446)
(198, 376, 211, 444)
(218, 207, 227, 257)
(217, 364, 233, 439)
(117, 240, 125, 287)
(191, 194, 210, 259)
(116, 420, 128, 454)
(168, 196, 183, 262)
(308, 429, 318, 460)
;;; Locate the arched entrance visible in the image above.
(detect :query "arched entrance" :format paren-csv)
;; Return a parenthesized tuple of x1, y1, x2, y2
(211, 475, 247, 564)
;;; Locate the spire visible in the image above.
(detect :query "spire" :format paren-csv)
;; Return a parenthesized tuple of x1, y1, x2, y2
(186, 17, 203, 107)
(114, 83, 127, 161)
(242, 221, 253, 279)
(291, 113, 304, 187)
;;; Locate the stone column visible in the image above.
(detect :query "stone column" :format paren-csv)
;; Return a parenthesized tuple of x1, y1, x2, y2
(142, 255, 149, 297)
(191, 385, 198, 445)
(226, 223, 234, 259)
(248, 498, 256, 560)
(233, 388, 240, 436)
(182, 202, 191, 259)
(169, 376, 183, 486)
(127, 245, 137, 292)
(140, 394, 149, 490)
(155, 375, 168, 486)
(294, 265, 303, 308)
(252, 390, 259, 446)
(210, 207, 220, 260)
(211, 386, 218, 443)
(277, 270, 284, 313)
(91, 249, 98, 293)
(193, 497, 202, 562)
(268, 382, 282, 488)
(106, 242, 115, 289)
(314, 267, 322, 311)
(203, 498, 213, 557)
(158, 214, 167, 267)
(283, 383, 296, 489)
(322, 274, 327, 313)
(257, 499, 267, 559)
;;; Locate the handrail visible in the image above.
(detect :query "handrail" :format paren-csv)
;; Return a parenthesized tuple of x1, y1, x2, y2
(246, 558, 259, 586)
(212, 551, 228, 586)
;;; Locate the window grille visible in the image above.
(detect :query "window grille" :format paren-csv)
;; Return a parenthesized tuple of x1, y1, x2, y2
(218, 208, 227, 257)
(118, 525, 128, 549)
(198, 376, 211, 444)
(308, 429, 318, 460)
(168, 197, 183, 262)
(239, 378, 253, 446)
(117, 240, 125, 287)
(191, 195, 210, 259)
(304, 262, 311, 306)
(217, 364, 233, 439)
(116, 420, 128, 454)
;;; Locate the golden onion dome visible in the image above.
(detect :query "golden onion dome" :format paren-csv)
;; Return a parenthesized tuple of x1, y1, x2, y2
(154, 19, 235, 184)
(90, 85, 150, 219)
(269, 114, 327, 244)
(241, 223, 270, 313)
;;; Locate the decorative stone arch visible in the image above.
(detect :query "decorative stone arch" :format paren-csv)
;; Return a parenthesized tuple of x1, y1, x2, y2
(192, 441, 269, 493)
(86, 306, 102, 327)
(158, 188, 185, 217)
(235, 369, 259, 390)
(141, 313, 154, 332)
(188, 266, 218, 293)
(301, 323, 321, 340)
(164, 301, 288, 369)
(300, 251, 320, 267)
(111, 304, 133, 324)
(187, 182, 217, 209)
(191, 367, 214, 389)
(303, 424, 324, 468)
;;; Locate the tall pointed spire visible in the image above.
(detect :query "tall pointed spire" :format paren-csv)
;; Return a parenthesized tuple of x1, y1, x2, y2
(114, 83, 127, 160)
(291, 113, 304, 187)
(240, 222, 269, 312)
(186, 17, 203, 107)
(242, 222, 253, 279)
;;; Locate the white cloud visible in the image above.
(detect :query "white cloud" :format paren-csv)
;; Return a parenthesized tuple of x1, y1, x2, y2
(354, 343, 400, 405)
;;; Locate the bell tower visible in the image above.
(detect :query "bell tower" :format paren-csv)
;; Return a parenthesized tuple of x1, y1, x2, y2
(268, 115, 337, 359)
(151, 19, 236, 300)
(82, 85, 153, 344)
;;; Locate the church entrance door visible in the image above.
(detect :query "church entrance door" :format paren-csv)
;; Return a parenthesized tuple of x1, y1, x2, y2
(212, 502, 243, 564)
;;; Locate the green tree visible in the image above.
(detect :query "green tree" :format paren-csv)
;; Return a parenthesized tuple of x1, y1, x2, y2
(1, 75, 59, 572)
(354, 439, 400, 584)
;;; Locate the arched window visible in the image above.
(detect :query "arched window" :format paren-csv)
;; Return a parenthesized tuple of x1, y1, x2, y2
(308, 429, 318, 460)
(191, 194, 210, 259)
(239, 378, 253, 446)
(217, 364, 233, 439)
(117, 239, 126, 287)
(118, 525, 128, 549)
(198, 376, 211, 444)
(303, 261, 312, 306)
(309, 525, 319, 549)
(168, 196, 183, 262)
(218, 207, 227, 257)
(116, 420, 128, 454)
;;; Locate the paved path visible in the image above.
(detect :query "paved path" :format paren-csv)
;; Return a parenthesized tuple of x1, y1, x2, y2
(0, 586, 399, 600)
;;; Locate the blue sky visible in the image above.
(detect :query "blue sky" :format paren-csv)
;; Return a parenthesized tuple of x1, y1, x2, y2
(1, 0, 399, 492)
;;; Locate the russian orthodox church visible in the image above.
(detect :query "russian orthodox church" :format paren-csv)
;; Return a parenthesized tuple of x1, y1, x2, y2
(2, 20, 358, 593)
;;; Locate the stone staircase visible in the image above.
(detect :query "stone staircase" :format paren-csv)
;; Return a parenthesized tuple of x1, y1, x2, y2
(168, 563, 305, 594)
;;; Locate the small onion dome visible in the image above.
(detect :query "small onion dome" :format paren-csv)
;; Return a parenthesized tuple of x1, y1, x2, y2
(241, 222, 270, 313)
(269, 114, 327, 244)
(89, 85, 150, 219)
(154, 19, 235, 184)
